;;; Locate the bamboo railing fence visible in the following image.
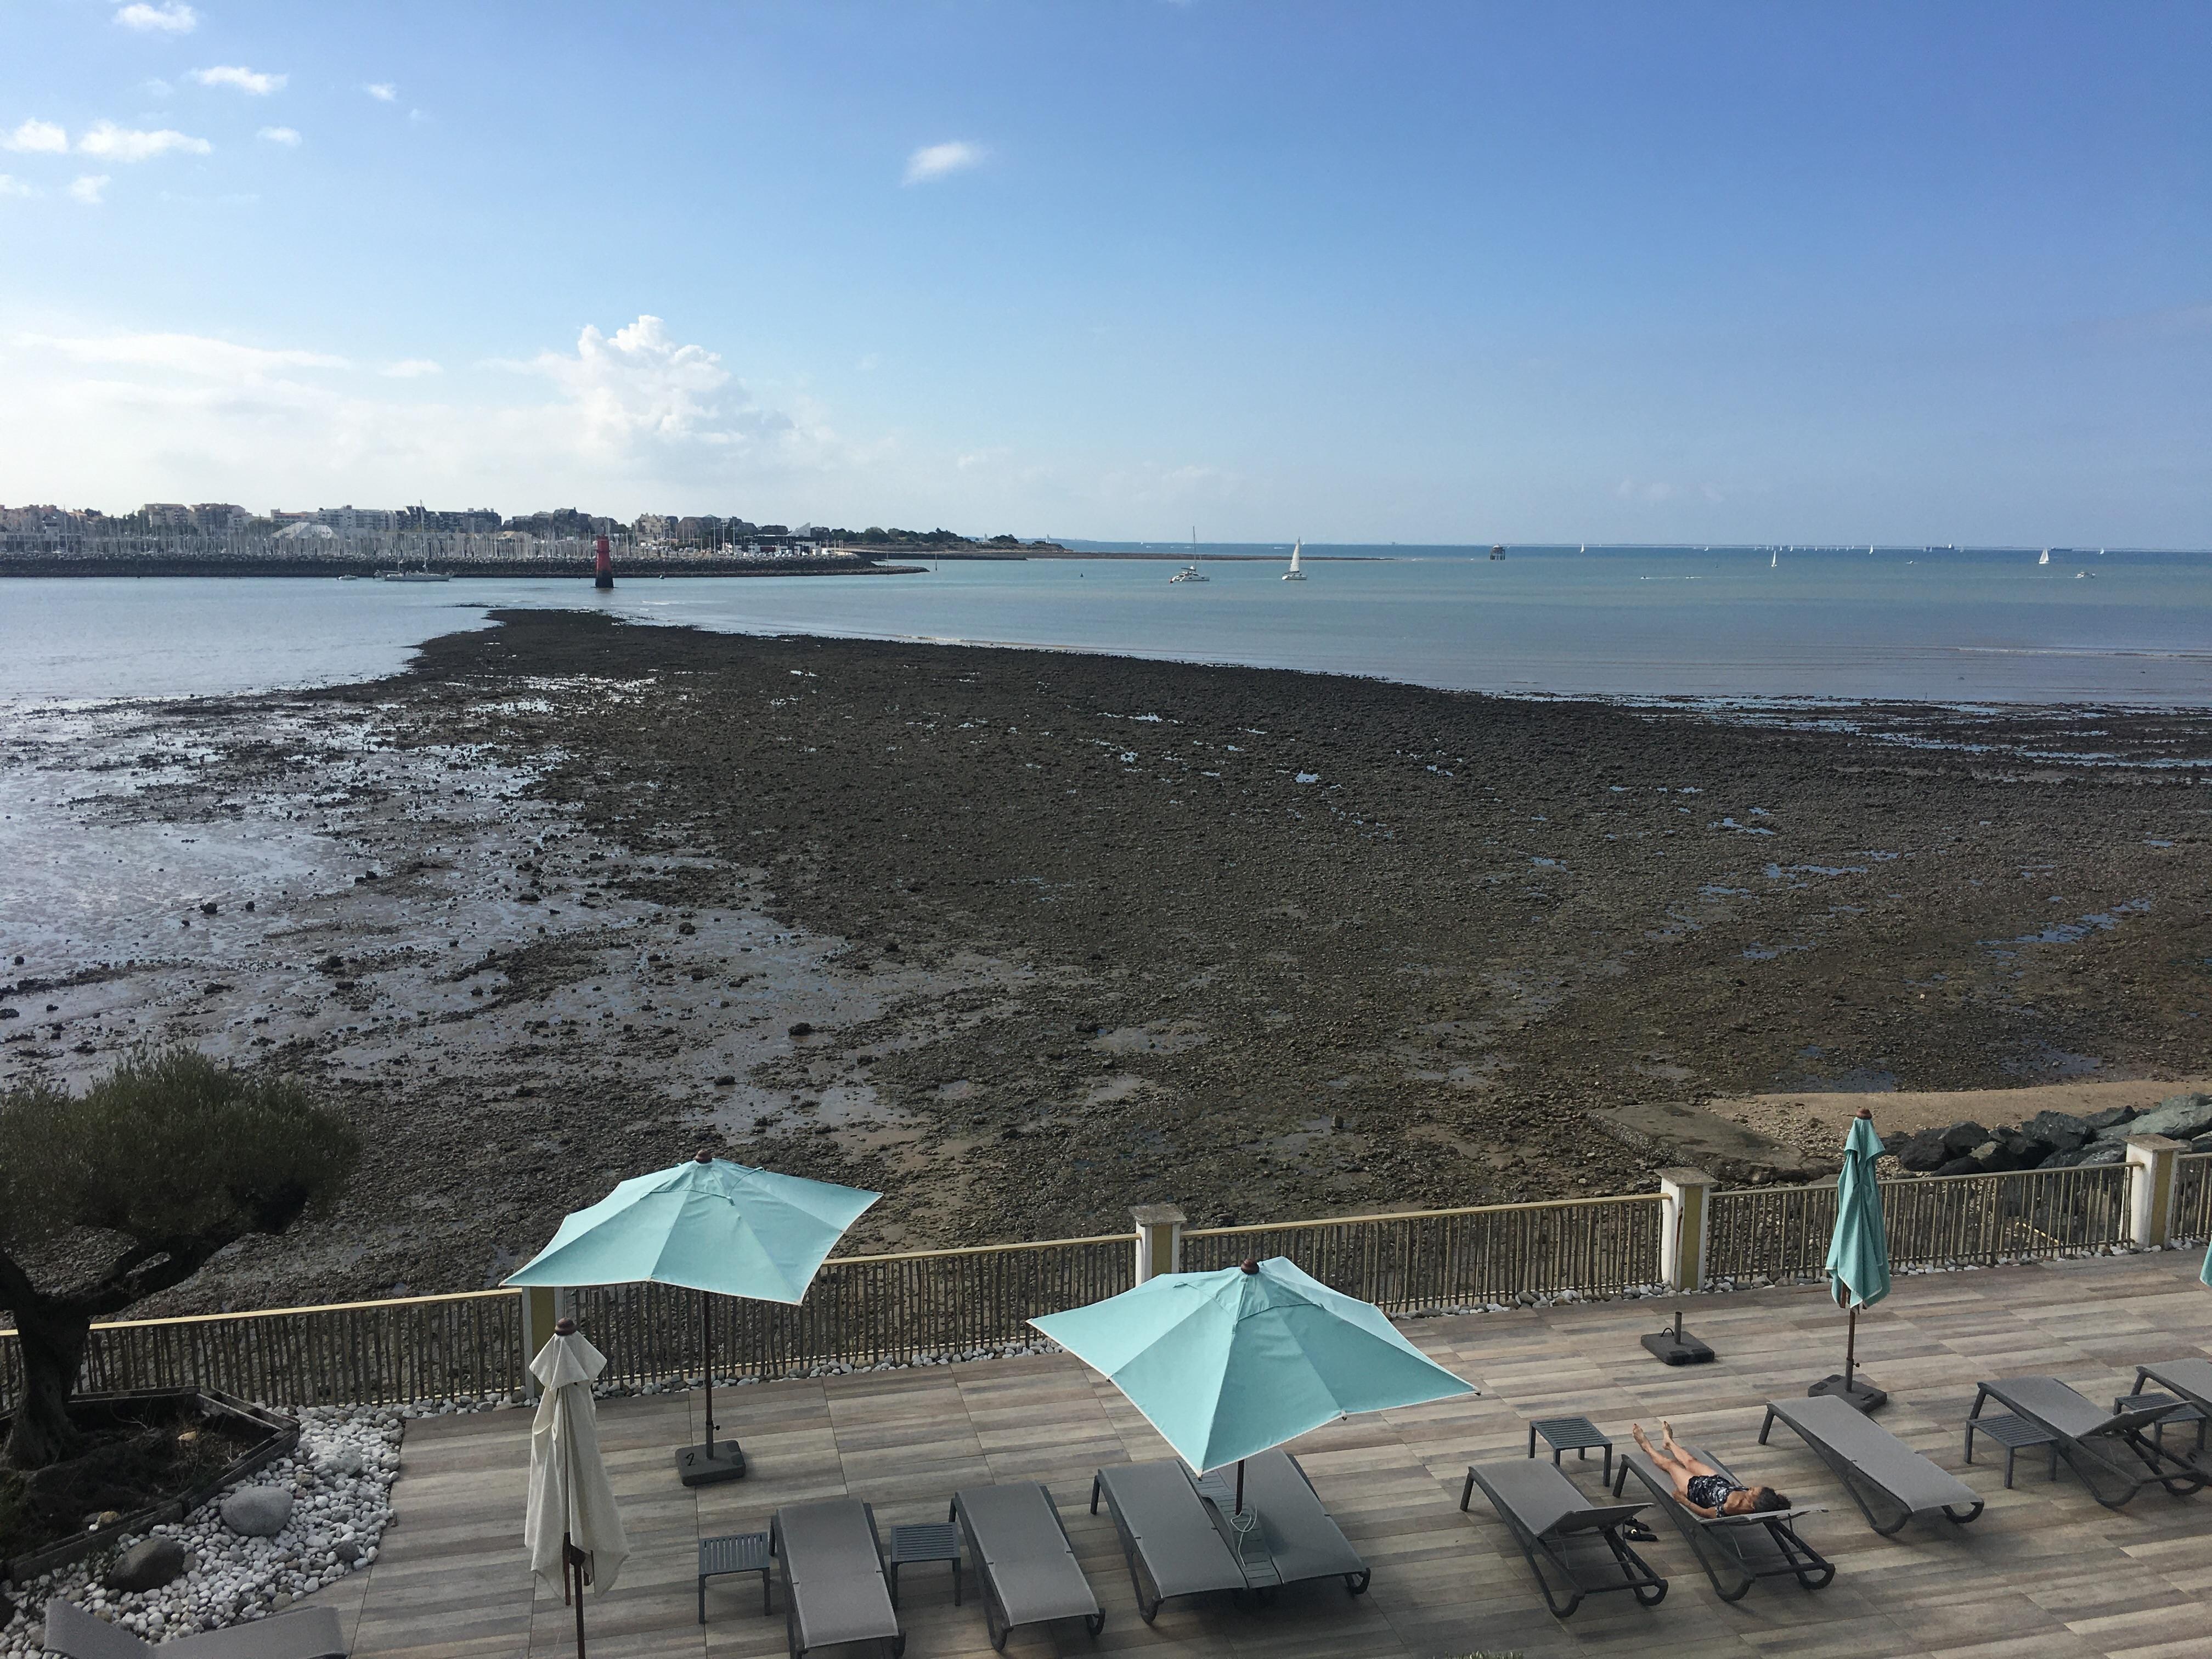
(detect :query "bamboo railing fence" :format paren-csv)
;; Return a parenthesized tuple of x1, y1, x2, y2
(0, 1160, 2180, 1413)
(2172, 1152, 2212, 1244)
(1181, 1194, 1662, 1312)
(1706, 1161, 2134, 1280)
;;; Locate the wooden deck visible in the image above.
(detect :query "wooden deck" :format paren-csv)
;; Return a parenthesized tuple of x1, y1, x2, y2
(312, 1248, 2212, 1659)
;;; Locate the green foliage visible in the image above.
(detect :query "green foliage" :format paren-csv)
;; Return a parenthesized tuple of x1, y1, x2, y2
(0, 1046, 359, 1264)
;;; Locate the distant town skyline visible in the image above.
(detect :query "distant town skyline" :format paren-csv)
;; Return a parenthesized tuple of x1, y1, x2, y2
(2, 2, 2207, 545)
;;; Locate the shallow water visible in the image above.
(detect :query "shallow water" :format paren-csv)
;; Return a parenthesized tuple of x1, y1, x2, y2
(5, 545, 2210, 707)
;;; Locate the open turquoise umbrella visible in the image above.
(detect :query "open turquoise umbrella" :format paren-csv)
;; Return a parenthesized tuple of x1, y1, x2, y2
(1031, 1256, 1475, 1511)
(507, 1151, 879, 1483)
(1812, 1108, 1891, 1412)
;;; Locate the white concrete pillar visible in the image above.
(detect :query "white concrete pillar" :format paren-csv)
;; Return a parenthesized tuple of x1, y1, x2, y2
(2126, 1134, 2185, 1250)
(1657, 1168, 1717, 1293)
(1131, 1204, 1188, 1284)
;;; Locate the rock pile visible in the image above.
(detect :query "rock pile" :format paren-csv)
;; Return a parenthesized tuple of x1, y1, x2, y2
(0, 1407, 401, 1658)
(1893, 1093, 2212, 1177)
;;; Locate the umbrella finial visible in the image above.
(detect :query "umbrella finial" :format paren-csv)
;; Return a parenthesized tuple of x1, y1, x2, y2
(555, 1317, 576, 1336)
(694, 1148, 714, 1163)
(1241, 1259, 1259, 1274)
(1855, 1107, 1872, 1119)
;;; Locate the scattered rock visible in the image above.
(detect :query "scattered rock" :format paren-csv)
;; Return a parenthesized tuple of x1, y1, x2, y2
(219, 1485, 294, 1537)
(788, 1021, 814, 1037)
(107, 1536, 189, 1592)
(199, 901, 219, 916)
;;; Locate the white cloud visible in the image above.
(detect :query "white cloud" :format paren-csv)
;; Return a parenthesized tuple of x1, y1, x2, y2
(67, 176, 111, 205)
(0, 174, 37, 199)
(382, 358, 442, 378)
(0, 317, 872, 515)
(115, 3, 199, 33)
(78, 121, 212, 161)
(904, 140, 986, 185)
(191, 65, 287, 95)
(257, 126, 301, 146)
(363, 82, 397, 102)
(2, 119, 69, 155)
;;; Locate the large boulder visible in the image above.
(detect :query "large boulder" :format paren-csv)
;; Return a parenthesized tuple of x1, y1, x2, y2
(2083, 1105, 2137, 1134)
(1934, 1154, 1984, 1177)
(221, 1485, 295, 1537)
(1895, 1128, 1952, 1173)
(1970, 1138, 2023, 1174)
(2021, 1110, 2090, 1158)
(108, 1536, 189, 1592)
(2046, 1141, 2127, 1170)
(2112, 1093, 2212, 1144)
(1940, 1121, 1992, 1158)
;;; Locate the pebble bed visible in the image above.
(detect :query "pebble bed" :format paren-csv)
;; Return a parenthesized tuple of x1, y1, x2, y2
(0, 1408, 403, 1659)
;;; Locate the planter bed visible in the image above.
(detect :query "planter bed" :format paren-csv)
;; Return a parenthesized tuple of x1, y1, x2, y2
(1, 1388, 297, 1586)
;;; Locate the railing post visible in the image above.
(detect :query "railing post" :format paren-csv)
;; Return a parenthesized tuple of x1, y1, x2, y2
(520, 1285, 568, 1397)
(2126, 1135, 2186, 1250)
(1131, 1204, 1187, 1284)
(1657, 1169, 1715, 1291)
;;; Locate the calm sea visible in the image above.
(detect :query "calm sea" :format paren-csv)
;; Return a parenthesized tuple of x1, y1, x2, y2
(5, 546, 2209, 708)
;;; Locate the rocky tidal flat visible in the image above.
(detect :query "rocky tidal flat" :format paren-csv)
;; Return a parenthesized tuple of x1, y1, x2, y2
(3, 609, 2210, 1313)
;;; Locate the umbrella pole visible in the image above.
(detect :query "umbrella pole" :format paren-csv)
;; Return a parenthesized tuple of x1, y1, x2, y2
(567, 1534, 587, 1659)
(701, 1286, 713, 1459)
(1234, 1458, 1245, 1517)
(1844, 1304, 1858, 1389)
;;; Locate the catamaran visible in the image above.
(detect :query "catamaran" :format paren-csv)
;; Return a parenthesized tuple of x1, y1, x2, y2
(1169, 526, 1209, 583)
(1282, 539, 1306, 581)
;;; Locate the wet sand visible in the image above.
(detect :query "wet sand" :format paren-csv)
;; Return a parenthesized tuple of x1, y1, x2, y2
(4, 609, 2209, 1312)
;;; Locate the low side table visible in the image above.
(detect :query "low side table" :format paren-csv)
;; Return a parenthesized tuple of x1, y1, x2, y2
(1963, 1413, 2058, 1489)
(697, 1531, 771, 1623)
(1528, 1415, 1614, 1485)
(887, 1521, 963, 1607)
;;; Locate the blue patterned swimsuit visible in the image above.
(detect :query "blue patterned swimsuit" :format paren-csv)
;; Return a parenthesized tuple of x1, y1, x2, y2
(1684, 1474, 1743, 1513)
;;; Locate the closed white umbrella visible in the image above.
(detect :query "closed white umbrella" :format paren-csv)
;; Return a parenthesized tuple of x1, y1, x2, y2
(526, 1319, 629, 1658)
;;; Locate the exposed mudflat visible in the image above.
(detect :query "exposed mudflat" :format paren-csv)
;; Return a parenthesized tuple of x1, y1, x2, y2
(5, 610, 2210, 1313)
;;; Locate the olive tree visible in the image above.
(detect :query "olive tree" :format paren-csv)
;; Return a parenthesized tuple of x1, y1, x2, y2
(0, 1048, 359, 1469)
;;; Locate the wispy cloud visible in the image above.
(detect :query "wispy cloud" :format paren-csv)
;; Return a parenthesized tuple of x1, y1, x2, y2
(22, 330, 349, 378)
(191, 65, 287, 95)
(2, 119, 70, 155)
(904, 139, 986, 185)
(69, 176, 111, 206)
(363, 82, 397, 103)
(114, 3, 199, 33)
(382, 358, 442, 378)
(0, 174, 37, 199)
(257, 126, 301, 146)
(77, 122, 211, 162)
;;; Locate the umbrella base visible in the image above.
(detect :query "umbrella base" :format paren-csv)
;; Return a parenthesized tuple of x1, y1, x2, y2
(1641, 1327, 1715, 1365)
(676, 1438, 748, 1486)
(1808, 1373, 1887, 1413)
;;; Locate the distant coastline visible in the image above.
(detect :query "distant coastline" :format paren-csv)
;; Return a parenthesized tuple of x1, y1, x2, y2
(0, 555, 926, 579)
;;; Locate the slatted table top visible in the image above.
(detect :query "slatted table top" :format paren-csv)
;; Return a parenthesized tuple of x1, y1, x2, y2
(323, 1245, 2212, 1658)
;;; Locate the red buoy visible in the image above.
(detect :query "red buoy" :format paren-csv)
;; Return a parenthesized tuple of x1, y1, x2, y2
(593, 534, 613, 590)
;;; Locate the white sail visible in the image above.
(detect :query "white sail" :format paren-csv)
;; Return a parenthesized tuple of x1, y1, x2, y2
(2039, 549, 2050, 565)
(1289, 540, 1300, 572)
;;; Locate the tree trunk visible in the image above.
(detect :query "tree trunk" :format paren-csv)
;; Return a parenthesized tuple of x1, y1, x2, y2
(3, 1305, 91, 1470)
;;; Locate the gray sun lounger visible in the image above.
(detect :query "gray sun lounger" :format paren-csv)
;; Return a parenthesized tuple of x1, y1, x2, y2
(1460, 1459, 1667, 1619)
(1760, 1395, 1984, 1536)
(950, 1482, 1103, 1651)
(44, 1600, 346, 1659)
(1091, 1460, 1247, 1621)
(2131, 1359, 2212, 1449)
(1970, 1376, 2206, 1511)
(1194, 1449, 1372, 1599)
(1614, 1444, 1833, 1603)
(772, 1499, 905, 1659)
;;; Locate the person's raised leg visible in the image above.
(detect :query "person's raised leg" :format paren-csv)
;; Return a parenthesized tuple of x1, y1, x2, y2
(1632, 1424, 1694, 1496)
(1658, 1420, 1720, 1481)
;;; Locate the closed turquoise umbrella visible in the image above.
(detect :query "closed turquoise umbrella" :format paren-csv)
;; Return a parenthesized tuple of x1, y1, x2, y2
(1812, 1108, 1891, 1412)
(1031, 1256, 1475, 1510)
(508, 1151, 879, 1483)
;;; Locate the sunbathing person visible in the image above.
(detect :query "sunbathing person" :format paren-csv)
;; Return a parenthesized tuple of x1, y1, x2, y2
(1631, 1421, 1792, 1518)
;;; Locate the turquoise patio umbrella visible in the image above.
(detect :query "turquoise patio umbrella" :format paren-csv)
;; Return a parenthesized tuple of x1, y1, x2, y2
(1814, 1108, 1892, 1410)
(1031, 1256, 1476, 1511)
(507, 1151, 879, 1482)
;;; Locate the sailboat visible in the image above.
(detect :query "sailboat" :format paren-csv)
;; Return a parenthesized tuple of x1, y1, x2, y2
(1770, 549, 1778, 569)
(1169, 526, 1209, 583)
(1282, 539, 1306, 581)
(2038, 549, 2050, 566)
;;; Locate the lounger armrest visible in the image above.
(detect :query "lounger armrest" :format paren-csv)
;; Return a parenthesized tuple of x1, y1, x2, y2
(2089, 1403, 2185, 1440)
(1542, 1502, 1647, 1538)
(1701, 1504, 1826, 1528)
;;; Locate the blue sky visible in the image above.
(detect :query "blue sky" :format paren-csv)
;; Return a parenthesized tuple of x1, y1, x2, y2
(1, 1, 2205, 543)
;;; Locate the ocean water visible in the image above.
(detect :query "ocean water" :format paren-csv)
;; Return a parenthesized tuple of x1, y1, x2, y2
(4, 545, 2209, 707)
